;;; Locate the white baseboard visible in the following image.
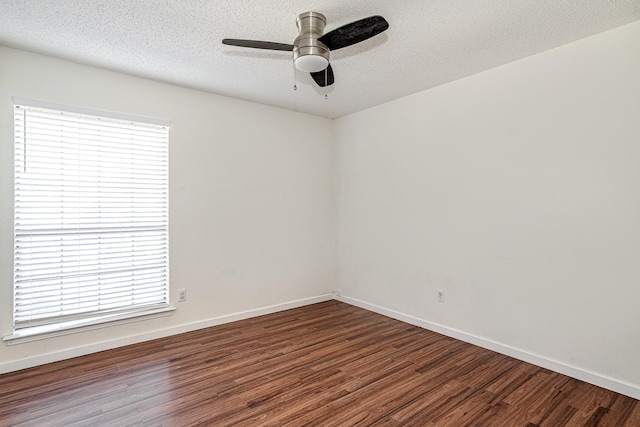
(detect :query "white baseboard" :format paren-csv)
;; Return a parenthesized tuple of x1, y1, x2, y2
(0, 293, 334, 375)
(336, 295, 640, 401)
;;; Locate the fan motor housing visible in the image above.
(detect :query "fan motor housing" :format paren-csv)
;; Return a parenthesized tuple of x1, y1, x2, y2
(294, 12, 329, 72)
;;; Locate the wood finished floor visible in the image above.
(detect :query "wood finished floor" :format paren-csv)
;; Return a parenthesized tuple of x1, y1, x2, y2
(0, 301, 638, 426)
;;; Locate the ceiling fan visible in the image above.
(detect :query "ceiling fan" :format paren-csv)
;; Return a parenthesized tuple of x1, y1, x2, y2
(222, 12, 389, 87)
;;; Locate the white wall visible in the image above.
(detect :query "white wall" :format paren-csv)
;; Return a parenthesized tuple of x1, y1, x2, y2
(0, 47, 335, 371)
(335, 21, 640, 397)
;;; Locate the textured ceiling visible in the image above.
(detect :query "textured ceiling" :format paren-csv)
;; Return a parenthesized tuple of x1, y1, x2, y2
(1, 1, 639, 119)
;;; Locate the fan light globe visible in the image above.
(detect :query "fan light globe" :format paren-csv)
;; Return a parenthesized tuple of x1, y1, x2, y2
(295, 55, 329, 73)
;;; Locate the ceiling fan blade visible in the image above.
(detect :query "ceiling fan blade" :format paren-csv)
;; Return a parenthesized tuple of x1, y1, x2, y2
(310, 64, 335, 87)
(222, 39, 295, 51)
(318, 16, 389, 51)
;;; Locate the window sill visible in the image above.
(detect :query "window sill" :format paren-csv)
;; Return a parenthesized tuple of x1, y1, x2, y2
(3, 306, 176, 346)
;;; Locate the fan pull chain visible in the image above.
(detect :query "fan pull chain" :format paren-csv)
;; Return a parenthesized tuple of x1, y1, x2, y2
(324, 67, 328, 100)
(293, 59, 298, 91)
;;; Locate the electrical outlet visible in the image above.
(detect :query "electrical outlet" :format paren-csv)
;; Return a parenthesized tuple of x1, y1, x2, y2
(178, 289, 187, 302)
(437, 289, 445, 303)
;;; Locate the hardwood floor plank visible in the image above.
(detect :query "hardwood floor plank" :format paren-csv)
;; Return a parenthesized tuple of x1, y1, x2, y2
(0, 301, 638, 426)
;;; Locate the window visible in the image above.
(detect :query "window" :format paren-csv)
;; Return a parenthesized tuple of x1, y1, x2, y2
(12, 99, 170, 335)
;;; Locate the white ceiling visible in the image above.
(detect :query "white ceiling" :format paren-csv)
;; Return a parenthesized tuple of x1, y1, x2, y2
(1, 1, 639, 119)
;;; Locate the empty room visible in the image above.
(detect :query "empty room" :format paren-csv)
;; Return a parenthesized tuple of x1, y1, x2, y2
(1, 1, 639, 425)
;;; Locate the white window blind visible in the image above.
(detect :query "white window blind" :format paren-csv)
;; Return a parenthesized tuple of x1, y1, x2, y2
(13, 102, 169, 330)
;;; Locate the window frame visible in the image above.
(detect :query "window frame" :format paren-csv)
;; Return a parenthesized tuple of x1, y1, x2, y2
(6, 98, 172, 343)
